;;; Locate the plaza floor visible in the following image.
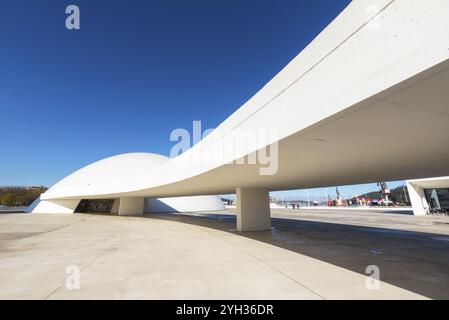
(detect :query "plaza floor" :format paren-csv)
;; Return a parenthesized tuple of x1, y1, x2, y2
(0, 208, 448, 299)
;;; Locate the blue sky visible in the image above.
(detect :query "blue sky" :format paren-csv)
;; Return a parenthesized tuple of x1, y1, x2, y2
(0, 0, 405, 198)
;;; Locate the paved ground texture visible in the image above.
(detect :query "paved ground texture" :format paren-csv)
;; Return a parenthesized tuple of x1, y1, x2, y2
(0, 209, 448, 299)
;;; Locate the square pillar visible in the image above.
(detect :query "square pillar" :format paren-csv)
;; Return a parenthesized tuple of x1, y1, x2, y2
(111, 199, 120, 214)
(236, 188, 271, 231)
(118, 197, 144, 216)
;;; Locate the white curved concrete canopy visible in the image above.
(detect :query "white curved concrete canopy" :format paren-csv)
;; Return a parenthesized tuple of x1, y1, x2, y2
(30, 153, 224, 214)
(42, 0, 449, 200)
(34, 0, 449, 229)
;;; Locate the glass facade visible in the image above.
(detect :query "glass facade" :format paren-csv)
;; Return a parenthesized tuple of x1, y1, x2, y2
(75, 199, 114, 213)
(424, 188, 449, 212)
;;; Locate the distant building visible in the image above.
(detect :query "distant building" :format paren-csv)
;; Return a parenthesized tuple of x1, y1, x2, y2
(407, 177, 449, 215)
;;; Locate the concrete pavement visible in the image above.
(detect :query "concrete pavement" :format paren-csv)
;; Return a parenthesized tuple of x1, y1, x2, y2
(0, 209, 448, 299)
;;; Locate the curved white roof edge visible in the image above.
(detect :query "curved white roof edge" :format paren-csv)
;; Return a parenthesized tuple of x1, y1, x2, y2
(42, 0, 449, 200)
(29, 152, 225, 213)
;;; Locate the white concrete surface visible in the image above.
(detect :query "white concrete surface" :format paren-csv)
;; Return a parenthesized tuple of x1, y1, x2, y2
(407, 181, 430, 216)
(236, 188, 271, 231)
(144, 195, 224, 213)
(28, 197, 79, 214)
(3, 211, 448, 300)
(118, 197, 144, 216)
(29, 153, 224, 214)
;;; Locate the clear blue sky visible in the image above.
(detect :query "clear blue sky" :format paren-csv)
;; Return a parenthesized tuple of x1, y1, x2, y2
(0, 0, 404, 198)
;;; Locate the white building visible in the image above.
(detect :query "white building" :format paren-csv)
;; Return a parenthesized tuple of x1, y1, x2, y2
(407, 177, 449, 215)
(29, 1, 449, 231)
(28, 153, 225, 214)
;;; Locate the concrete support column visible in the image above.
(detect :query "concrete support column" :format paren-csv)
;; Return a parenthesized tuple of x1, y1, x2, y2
(118, 197, 144, 216)
(407, 182, 429, 216)
(236, 188, 271, 231)
(111, 199, 120, 214)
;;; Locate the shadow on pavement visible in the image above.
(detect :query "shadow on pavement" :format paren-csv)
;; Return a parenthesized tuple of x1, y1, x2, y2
(142, 211, 449, 299)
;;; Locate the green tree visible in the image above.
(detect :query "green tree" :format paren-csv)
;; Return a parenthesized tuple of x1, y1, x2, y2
(1, 193, 16, 207)
(0, 186, 47, 207)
